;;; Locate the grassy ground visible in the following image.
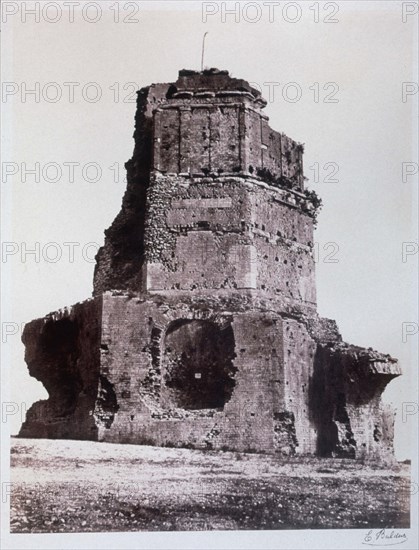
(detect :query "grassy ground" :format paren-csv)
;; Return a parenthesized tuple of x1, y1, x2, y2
(9, 438, 410, 533)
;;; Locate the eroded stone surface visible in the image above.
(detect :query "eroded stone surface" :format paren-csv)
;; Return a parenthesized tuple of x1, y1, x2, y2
(20, 69, 401, 461)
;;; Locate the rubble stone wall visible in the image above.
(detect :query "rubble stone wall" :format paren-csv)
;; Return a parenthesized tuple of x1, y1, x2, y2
(144, 173, 316, 311)
(19, 69, 401, 462)
(310, 344, 401, 460)
(96, 294, 289, 453)
(19, 293, 400, 460)
(19, 298, 103, 440)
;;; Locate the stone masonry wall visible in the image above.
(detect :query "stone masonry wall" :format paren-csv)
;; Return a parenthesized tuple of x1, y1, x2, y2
(93, 69, 307, 297)
(97, 293, 289, 453)
(144, 173, 316, 313)
(310, 343, 401, 460)
(93, 83, 171, 296)
(282, 318, 317, 454)
(153, 101, 304, 186)
(19, 69, 401, 462)
(19, 292, 400, 460)
(19, 297, 103, 440)
(250, 186, 316, 306)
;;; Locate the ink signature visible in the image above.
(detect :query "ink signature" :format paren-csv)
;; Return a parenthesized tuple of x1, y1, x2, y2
(362, 529, 408, 546)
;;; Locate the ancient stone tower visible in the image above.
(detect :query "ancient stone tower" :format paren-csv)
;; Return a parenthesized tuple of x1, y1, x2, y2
(20, 69, 401, 460)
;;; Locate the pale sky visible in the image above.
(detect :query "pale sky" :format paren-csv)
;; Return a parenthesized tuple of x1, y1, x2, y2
(1, 0, 418, 464)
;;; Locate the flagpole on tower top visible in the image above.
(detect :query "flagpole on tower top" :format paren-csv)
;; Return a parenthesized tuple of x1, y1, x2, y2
(201, 32, 208, 71)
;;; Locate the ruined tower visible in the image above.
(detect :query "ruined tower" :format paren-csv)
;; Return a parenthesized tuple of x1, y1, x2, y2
(20, 69, 401, 460)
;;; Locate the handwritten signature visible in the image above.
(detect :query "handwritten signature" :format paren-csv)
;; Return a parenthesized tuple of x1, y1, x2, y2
(363, 529, 408, 546)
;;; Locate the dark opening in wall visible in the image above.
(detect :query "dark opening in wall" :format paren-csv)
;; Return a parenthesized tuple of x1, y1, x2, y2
(38, 318, 82, 416)
(163, 319, 236, 410)
(94, 375, 119, 428)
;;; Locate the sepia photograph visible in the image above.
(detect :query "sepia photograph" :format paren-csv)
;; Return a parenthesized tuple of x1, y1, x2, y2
(1, 1, 418, 549)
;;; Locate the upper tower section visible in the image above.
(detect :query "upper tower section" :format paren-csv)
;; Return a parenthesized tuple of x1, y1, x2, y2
(93, 69, 318, 303)
(152, 69, 305, 190)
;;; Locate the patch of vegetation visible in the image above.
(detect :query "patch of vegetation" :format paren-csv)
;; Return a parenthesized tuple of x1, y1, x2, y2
(302, 189, 323, 224)
(256, 167, 296, 190)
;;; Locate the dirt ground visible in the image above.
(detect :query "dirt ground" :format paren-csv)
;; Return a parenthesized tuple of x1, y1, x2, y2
(9, 438, 410, 533)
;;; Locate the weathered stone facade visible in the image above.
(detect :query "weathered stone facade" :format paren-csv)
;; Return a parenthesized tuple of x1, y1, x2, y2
(20, 69, 401, 460)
